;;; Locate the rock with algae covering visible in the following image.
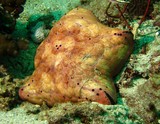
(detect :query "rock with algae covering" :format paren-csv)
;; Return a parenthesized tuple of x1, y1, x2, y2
(118, 35, 160, 123)
(0, 65, 23, 110)
(38, 102, 143, 124)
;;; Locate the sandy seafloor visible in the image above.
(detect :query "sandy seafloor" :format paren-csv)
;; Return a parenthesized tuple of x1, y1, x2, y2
(0, 0, 160, 124)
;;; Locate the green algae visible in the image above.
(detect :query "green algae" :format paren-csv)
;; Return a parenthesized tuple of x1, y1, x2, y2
(0, 42, 38, 79)
(133, 36, 155, 54)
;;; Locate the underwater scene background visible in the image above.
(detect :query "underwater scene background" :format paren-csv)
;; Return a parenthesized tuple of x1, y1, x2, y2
(0, 0, 160, 123)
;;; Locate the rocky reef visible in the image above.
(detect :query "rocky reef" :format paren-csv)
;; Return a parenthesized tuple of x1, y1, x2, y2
(0, 65, 23, 110)
(0, 0, 160, 124)
(0, 0, 30, 76)
(117, 36, 160, 123)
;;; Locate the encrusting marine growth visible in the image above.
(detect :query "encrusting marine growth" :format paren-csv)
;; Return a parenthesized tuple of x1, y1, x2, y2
(19, 8, 134, 106)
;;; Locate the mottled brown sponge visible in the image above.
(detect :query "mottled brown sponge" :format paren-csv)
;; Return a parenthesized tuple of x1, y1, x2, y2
(19, 8, 134, 106)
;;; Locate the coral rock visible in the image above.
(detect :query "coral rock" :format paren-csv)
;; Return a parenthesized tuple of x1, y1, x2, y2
(19, 8, 134, 106)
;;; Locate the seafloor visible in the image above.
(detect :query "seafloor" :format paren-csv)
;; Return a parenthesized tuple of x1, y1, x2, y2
(0, 0, 160, 124)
